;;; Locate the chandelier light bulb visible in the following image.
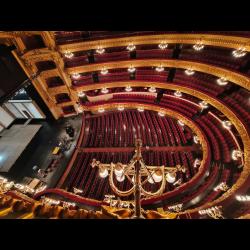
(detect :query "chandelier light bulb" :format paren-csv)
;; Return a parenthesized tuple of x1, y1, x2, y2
(217, 77, 228, 86)
(174, 90, 182, 97)
(127, 43, 136, 51)
(148, 87, 156, 93)
(148, 176, 154, 184)
(116, 175, 125, 182)
(166, 172, 176, 183)
(158, 42, 168, 50)
(72, 73, 81, 79)
(114, 166, 124, 177)
(152, 171, 163, 183)
(99, 168, 108, 178)
(78, 106, 83, 113)
(185, 69, 195, 75)
(125, 86, 132, 92)
(101, 87, 109, 94)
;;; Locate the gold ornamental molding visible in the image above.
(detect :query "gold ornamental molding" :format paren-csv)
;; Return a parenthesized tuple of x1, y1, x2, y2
(66, 59, 250, 91)
(57, 33, 250, 53)
(78, 84, 250, 213)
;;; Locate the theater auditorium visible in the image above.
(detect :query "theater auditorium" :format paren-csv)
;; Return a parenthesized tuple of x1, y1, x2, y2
(0, 31, 249, 219)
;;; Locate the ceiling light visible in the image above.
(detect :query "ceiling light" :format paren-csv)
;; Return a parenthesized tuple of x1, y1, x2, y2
(193, 42, 205, 51)
(64, 51, 74, 59)
(101, 87, 109, 94)
(177, 120, 185, 126)
(185, 69, 195, 75)
(118, 106, 125, 111)
(232, 47, 247, 58)
(174, 90, 182, 97)
(222, 120, 232, 129)
(148, 87, 156, 93)
(217, 77, 228, 86)
(158, 111, 165, 117)
(128, 66, 136, 73)
(158, 42, 168, 50)
(232, 150, 243, 160)
(155, 65, 164, 72)
(199, 101, 209, 109)
(72, 73, 81, 79)
(98, 108, 105, 113)
(193, 135, 200, 144)
(137, 107, 144, 112)
(125, 86, 132, 92)
(78, 91, 85, 97)
(96, 47, 105, 54)
(126, 44, 136, 51)
(100, 68, 108, 75)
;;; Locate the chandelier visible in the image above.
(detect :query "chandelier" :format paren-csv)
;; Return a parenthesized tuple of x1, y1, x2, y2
(137, 107, 144, 112)
(117, 106, 125, 111)
(148, 87, 156, 93)
(174, 90, 182, 97)
(217, 77, 228, 86)
(91, 139, 186, 218)
(155, 65, 164, 72)
(96, 47, 105, 54)
(64, 51, 74, 59)
(72, 73, 81, 79)
(128, 66, 136, 73)
(232, 47, 247, 58)
(232, 150, 243, 160)
(199, 101, 209, 109)
(125, 86, 132, 92)
(177, 120, 185, 126)
(78, 91, 85, 97)
(222, 120, 232, 129)
(100, 68, 109, 75)
(185, 69, 195, 76)
(158, 42, 168, 50)
(98, 107, 105, 113)
(193, 42, 205, 51)
(214, 182, 229, 192)
(127, 44, 136, 51)
(101, 87, 109, 94)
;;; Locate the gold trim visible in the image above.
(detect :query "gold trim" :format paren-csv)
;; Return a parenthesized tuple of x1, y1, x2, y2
(66, 59, 250, 91)
(57, 33, 250, 53)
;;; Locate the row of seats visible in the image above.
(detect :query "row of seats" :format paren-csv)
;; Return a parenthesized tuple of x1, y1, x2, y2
(82, 110, 192, 147)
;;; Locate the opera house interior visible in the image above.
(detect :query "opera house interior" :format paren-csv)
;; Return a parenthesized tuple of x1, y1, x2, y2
(0, 31, 250, 219)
